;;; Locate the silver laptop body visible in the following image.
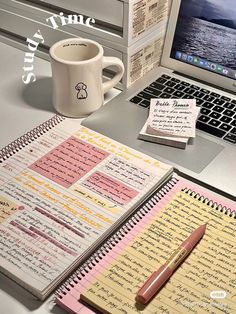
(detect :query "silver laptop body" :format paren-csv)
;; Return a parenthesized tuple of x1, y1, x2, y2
(83, 0, 236, 197)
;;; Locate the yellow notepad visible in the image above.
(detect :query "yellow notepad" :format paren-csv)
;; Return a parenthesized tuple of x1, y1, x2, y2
(79, 186, 236, 313)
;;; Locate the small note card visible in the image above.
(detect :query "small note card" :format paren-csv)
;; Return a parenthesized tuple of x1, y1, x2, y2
(149, 99, 197, 137)
(138, 99, 199, 149)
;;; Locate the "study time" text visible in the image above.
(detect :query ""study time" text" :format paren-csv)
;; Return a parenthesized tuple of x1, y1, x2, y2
(22, 12, 95, 84)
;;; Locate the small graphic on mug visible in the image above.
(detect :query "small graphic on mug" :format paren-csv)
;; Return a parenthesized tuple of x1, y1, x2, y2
(75, 82, 88, 99)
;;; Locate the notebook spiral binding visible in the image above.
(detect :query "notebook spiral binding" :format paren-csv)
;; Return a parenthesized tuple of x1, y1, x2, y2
(0, 115, 65, 163)
(182, 188, 236, 219)
(56, 176, 179, 299)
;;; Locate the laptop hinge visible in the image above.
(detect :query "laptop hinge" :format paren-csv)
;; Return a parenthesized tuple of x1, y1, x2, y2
(173, 71, 236, 96)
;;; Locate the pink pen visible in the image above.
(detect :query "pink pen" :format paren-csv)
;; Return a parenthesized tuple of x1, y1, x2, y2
(136, 223, 207, 304)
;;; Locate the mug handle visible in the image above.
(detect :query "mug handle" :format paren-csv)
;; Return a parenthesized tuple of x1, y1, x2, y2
(102, 57, 124, 94)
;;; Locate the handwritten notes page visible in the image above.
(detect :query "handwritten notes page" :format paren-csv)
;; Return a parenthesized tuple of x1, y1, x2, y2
(138, 99, 199, 149)
(148, 99, 197, 137)
(0, 119, 172, 298)
(80, 182, 236, 314)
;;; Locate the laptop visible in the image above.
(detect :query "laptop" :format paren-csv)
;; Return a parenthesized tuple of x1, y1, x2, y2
(82, 0, 236, 197)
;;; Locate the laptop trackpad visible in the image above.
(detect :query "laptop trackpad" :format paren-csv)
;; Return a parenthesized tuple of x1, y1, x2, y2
(137, 136, 224, 173)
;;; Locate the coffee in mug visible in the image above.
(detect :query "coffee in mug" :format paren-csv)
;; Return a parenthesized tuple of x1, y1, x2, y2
(49, 38, 124, 117)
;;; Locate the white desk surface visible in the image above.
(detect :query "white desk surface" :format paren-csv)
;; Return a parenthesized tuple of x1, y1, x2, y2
(0, 39, 119, 314)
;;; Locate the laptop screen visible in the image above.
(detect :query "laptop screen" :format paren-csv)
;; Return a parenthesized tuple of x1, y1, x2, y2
(170, 0, 236, 81)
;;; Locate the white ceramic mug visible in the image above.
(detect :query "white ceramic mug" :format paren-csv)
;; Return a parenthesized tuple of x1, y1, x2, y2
(49, 38, 124, 117)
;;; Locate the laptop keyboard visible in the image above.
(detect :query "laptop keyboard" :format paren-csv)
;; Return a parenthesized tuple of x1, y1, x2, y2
(130, 74, 236, 144)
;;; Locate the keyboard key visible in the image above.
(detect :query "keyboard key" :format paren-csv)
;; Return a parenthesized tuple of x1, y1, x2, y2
(196, 98, 204, 106)
(230, 127, 236, 135)
(181, 81, 190, 86)
(196, 121, 226, 138)
(165, 81, 176, 87)
(183, 87, 196, 95)
(223, 109, 235, 117)
(210, 111, 221, 119)
(211, 92, 221, 98)
(224, 133, 236, 144)
(130, 96, 142, 104)
(209, 119, 221, 127)
(198, 115, 211, 123)
(219, 123, 232, 132)
(149, 82, 165, 90)
(231, 119, 236, 127)
(200, 108, 211, 115)
(160, 92, 171, 98)
(183, 94, 194, 99)
(221, 95, 231, 101)
(212, 105, 224, 113)
(172, 90, 184, 98)
(193, 91, 205, 98)
(149, 82, 161, 90)
(224, 102, 235, 110)
(171, 77, 180, 83)
(140, 100, 150, 108)
(164, 87, 175, 94)
(202, 102, 214, 109)
(231, 99, 236, 104)
(156, 77, 167, 84)
(144, 87, 162, 97)
(137, 91, 153, 100)
(191, 84, 200, 90)
(161, 74, 171, 79)
(201, 88, 210, 94)
(203, 94, 215, 102)
(220, 116, 232, 123)
(175, 84, 186, 91)
(213, 98, 225, 106)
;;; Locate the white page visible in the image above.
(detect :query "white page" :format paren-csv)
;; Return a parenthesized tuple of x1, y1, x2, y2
(148, 99, 197, 137)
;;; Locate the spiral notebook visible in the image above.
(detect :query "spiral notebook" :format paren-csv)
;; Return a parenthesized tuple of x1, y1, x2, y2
(0, 115, 173, 300)
(56, 177, 236, 314)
